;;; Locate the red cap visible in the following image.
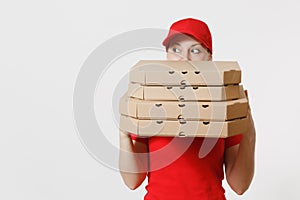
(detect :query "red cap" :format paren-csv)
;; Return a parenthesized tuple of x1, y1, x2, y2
(162, 18, 213, 54)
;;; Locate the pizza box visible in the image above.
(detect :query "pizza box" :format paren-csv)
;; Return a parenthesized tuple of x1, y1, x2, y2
(127, 83, 242, 101)
(130, 60, 241, 86)
(119, 89, 248, 121)
(119, 115, 248, 138)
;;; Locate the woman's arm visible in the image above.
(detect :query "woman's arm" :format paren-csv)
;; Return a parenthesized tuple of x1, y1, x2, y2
(119, 130, 148, 190)
(224, 90, 256, 195)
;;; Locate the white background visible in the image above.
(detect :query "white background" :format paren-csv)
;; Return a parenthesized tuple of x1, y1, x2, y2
(1, 0, 300, 199)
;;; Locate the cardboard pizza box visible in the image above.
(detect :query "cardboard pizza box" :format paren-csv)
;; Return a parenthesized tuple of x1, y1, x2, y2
(119, 115, 248, 138)
(119, 90, 248, 121)
(127, 83, 242, 101)
(130, 60, 241, 86)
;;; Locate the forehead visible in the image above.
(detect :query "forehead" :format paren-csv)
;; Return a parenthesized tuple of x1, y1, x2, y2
(168, 34, 200, 46)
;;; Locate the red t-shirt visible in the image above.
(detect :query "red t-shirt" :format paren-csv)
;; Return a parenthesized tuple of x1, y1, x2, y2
(130, 134, 243, 200)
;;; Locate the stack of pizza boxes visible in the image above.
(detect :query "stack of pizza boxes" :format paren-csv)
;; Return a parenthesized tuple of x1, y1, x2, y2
(119, 60, 249, 138)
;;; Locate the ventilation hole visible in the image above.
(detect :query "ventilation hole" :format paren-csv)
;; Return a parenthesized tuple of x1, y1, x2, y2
(180, 80, 187, 85)
(178, 131, 186, 137)
(181, 71, 188, 74)
(166, 86, 172, 89)
(192, 86, 198, 90)
(156, 120, 163, 124)
(178, 103, 185, 107)
(155, 103, 162, 107)
(179, 119, 186, 124)
(195, 71, 200, 74)
(169, 70, 175, 74)
(203, 121, 210, 125)
(202, 105, 209, 108)
(178, 96, 185, 101)
(180, 85, 186, 90)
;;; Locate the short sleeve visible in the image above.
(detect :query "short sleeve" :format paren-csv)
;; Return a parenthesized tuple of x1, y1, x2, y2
(130, 133, 148, 144)
(225, 134, 243, 148)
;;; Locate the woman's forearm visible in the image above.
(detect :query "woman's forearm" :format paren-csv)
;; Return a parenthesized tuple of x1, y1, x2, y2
(119, 130, 148, 190)
(226, 112, 256, 194)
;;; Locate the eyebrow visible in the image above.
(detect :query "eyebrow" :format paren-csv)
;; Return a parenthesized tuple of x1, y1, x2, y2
(191, 43, 201, 47)
(173, 42, 181, 46)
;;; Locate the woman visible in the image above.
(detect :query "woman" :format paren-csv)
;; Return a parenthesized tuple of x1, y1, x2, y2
(119, 18, 256, 200)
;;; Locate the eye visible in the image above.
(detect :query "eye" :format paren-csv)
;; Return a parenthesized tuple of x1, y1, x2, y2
(172, 47, 181, 53)
(191, 48, 201, 54)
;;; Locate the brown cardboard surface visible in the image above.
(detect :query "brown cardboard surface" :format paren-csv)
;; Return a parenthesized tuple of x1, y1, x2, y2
(127, 83, 242, 101)
(130, 60, 241, 86)
(119, 115, 248, 138)
(119, 93, 248, 121)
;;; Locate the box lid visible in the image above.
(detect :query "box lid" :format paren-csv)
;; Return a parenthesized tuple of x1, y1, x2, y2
(119, 115, 248, 138)
(127, 83, 242, 101)
(119, 94, 248, 121)
(130, 60, 241, 86)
